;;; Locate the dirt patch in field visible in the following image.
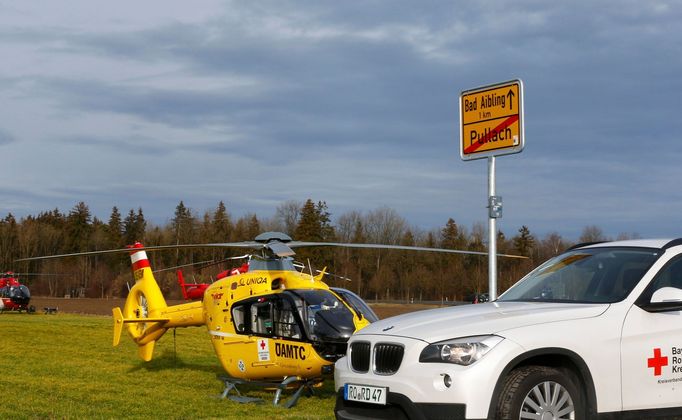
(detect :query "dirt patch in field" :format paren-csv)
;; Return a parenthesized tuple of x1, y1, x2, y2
(29, 297, 184, 315)
(30, 297, 441, 319)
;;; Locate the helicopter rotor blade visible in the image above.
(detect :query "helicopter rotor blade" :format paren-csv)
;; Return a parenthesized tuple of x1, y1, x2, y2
(3, 272, 73, 276)
(286, 241, 528, 259)
(152, 255, 251, 274)
(15, 242, 264, 262)
(15, 232, 527, 262)
(193, 255, 251, 271)
(152, 260, 215, 274)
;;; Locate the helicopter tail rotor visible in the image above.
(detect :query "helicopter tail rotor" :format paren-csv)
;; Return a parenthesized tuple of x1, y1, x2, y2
(176, 270, 189, 300)
(112, 243, 171, 361)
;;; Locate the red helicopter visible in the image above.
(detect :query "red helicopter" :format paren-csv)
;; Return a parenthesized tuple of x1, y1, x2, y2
(176, 263, 249, 301)
(0, 272, 34, 312)
(175, 257, 249, 301)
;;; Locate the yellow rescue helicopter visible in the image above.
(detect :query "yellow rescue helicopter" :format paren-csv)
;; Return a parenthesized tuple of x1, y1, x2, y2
(19, 232, 524, 406)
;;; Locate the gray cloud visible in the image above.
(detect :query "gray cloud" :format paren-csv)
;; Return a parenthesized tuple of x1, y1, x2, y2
(0, 129, 15, 146)
(1, 1, 682, 240)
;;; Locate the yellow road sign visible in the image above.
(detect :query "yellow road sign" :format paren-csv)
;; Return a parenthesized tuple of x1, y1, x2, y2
(460, 79, 524, 160)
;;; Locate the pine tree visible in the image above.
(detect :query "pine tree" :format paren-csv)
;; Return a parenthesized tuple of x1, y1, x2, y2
(212, 201, 232, 242)
(123, 208, 145, 244)
(513, 225, 535, 257)
(294, 199, 335, 268)
(294, 199, 335, 242)
(135, 208, 146, 239)
(107, 206, 123, 247)
(247, 214, 260, 239)
(295, 199, 319, 241)
(0, 213, 19, 267)
(316, 201, 335, 241)
(123, 209, 136, 244)
(39, 208, 65, 229)
(172, 201, 190, 243)
(66, 202, 92, 252)
(232, 217, 249, 242)
(441, 218, 465, 250)
(352, 219, 365, 244)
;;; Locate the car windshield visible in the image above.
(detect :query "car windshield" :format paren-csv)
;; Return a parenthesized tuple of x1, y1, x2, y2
(498, 247, 662, 303)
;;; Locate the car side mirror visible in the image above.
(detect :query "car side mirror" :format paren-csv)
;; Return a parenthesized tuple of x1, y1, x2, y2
(652, 287, 682, 303)
(639, 287, 682, 313)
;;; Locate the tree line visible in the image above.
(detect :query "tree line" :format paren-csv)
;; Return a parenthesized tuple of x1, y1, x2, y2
(0, 199, 635, 302)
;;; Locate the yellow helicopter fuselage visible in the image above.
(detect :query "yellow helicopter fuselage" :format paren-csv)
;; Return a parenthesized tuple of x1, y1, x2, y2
(113, 246, 370, 382)
(204, 269, 366, 380)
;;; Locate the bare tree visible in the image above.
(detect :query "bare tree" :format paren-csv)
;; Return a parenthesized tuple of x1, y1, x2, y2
(579, 225, 607, 243)
(275, 200, 302, 235)
(364, 206, 406, 245)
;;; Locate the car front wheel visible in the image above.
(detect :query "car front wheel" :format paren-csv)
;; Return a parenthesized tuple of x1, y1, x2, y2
(496, 365, 584, 420)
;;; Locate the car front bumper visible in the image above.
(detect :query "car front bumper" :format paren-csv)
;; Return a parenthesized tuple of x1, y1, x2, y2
(334, 334, 522, 419)
(334, 388, 468, 420)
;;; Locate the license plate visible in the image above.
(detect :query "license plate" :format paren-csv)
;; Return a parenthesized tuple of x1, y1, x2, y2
(344, 383, 387, 405)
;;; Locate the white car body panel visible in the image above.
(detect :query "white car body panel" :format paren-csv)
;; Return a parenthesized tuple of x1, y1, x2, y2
(335, 241, 682, 419)
(336, 335, 525, 418)
(357, 302, 608, 343)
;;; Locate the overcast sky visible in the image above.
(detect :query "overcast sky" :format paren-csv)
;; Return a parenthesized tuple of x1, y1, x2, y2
(1, 0, 681, 241)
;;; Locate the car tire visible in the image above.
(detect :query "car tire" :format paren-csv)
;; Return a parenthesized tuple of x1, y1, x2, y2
(496, 365, 584, 420)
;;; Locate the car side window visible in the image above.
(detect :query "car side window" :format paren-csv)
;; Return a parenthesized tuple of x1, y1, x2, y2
(638, 256, 682, 304)
(651, 258, 682, 289)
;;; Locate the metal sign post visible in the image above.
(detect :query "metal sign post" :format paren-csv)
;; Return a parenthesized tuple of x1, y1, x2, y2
(488, 156, 497, 300)
(460, 79, 523, 300)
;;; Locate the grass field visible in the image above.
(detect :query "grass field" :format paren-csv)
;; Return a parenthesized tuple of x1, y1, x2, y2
(0, 312, 336, 419)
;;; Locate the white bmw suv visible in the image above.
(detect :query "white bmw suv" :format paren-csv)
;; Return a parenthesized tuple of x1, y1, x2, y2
(334, 239, 682, 419)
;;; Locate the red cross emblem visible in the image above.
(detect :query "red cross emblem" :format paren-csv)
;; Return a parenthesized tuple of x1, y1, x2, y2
(648, 348, 668, 376)
(260, 340, 266, 350)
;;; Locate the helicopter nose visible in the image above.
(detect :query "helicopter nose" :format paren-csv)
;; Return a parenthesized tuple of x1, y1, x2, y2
(11, 285, 31, 305)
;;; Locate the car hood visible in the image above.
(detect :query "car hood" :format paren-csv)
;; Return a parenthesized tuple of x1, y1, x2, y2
(356, 302, 609, 343)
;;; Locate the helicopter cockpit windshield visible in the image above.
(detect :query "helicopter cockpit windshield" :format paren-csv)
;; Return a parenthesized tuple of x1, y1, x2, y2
(286, 290, 355, 342)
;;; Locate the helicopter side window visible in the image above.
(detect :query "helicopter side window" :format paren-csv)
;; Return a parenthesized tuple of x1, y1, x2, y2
(273, 298, 301, 339)
(251, 302, 273, 335)
(233, 295, 306, 340)
(232, 305, 246, 333)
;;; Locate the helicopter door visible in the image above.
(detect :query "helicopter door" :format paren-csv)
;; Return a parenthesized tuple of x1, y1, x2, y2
(242, 295, 305, 341)
(272, 297, 302, 339)
(250, 301, 273, 336)
(231, 295, 310, 375)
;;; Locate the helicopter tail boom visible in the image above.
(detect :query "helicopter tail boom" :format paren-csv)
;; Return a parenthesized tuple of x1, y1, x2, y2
(113, 243, 204, 361)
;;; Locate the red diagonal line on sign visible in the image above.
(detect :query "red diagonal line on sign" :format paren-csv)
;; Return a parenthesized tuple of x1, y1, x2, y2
(464, 114, 519, 155)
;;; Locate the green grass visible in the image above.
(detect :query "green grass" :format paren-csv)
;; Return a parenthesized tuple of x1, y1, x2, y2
(0, 313, 336, 419)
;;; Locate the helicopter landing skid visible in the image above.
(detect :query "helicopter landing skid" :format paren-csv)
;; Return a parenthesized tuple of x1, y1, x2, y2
(216, 375, 315, 408)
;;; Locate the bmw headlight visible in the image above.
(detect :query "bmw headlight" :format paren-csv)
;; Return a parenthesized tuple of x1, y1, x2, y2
(419, 335, 503, 365)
